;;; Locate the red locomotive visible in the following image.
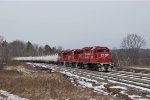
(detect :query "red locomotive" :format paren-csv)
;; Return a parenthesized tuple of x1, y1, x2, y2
(58, 46, 114, 72)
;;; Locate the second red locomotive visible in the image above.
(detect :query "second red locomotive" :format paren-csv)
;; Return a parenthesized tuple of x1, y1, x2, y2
(58, 46, 114, 72)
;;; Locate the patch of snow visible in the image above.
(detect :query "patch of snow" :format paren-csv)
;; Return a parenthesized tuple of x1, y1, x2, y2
(147, 95, 150, 97)
(85, 74, 91, 77)
(4, 65, 32, 75)
(119, 71, 150, 76)
(120, 91, 126, 94)
(63, 71, 79, 78)
(120, 91, 149, 100)
(129, 95, 141, 99)
(78, 79, 93, 88)
(131, 67, 150, 70)
(51, 70, 55, 73)
(128, 95, 149, 100)
(79, 76, 99, 84)
(61, 71, 109, 95)
(17, 67, 31, 74)
(0, 90, 27, 100)
(110, 86, 127, 90)
(94, 83, 109, 95)
(92, 76, 105, 80)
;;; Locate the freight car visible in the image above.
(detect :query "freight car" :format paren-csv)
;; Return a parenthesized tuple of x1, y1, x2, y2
(58, 46, 114, 72)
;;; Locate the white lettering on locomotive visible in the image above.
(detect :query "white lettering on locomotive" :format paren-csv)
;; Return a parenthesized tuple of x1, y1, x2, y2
(101, 54, 109, 57)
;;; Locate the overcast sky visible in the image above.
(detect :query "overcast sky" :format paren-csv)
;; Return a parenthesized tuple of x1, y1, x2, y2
(0, 0, 150, 49)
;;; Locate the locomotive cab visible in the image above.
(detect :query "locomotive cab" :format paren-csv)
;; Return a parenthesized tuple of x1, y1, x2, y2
(96, 47, 112, 63)
(91, 46, 114, 71)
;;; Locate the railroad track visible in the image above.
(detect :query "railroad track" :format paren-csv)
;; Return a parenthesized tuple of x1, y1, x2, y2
(32, 63, 150, 91)
(111, 71, 150, 78)
(59, 66, 150, 90)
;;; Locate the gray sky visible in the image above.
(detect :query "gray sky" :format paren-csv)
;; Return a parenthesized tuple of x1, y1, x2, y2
(0, 1, 150, 49)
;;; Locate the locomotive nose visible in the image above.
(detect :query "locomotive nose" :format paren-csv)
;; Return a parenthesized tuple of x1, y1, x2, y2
(105, 54, 112, 62)
(108, 58, 112, 62)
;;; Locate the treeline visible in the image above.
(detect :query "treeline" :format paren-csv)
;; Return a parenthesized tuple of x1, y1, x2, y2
(0, 35, 62, 63)
(111, 49, 150, 67)
(0, 34, 149, 67)
(111, 34, 150, 67)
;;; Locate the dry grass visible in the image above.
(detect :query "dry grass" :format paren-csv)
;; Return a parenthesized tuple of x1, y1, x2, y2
(0, 62, 113, 100)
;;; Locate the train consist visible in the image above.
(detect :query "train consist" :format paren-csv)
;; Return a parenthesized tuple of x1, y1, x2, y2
(15, 46, 113, 72)
(58, 46, 113, 71)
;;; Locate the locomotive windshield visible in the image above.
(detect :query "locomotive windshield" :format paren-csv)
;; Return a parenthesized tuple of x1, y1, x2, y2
(97, 48, 108, 52)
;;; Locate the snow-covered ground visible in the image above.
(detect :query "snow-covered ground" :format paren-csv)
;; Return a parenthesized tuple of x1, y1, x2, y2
(131, 67, 150, 70)
(28, 63, 150, 100)
(0, 90, 27, 100)
(30, 63, 109, 95)
(62, 71, 109, 95)
(108, 79, 150, 92)
(110, 86, 127, 90)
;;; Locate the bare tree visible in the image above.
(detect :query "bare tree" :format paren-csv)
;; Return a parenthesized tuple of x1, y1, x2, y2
(121, 34, 146, 49)
(0, 35, 4, 53)
(26, 41, 36, 56)
(0, 35, 4, 44)
(33, 44, 39, 56)
(0, 35, 4, 63)
(1, 40, 11, 62)
(44, 44, 51, 55)
(121, 34, 146, 65)
(38, 46, 44, 56)
(0, 34, 64, 62)
(0, 36, 11, 63)
(57, 46, 63, 52)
